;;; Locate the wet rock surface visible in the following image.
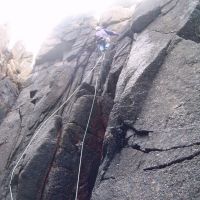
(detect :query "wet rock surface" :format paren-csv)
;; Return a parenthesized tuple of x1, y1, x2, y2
(0, 0, 200, 200)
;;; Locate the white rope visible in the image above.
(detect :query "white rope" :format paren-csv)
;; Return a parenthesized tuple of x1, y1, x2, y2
(74, 67, 97, 200)
(74, 52, 105, 200)
(9, 54, 104, 200)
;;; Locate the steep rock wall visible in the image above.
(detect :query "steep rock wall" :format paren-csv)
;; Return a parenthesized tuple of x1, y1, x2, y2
(0, 15, 130, 200)
(0, 0, 200, 200)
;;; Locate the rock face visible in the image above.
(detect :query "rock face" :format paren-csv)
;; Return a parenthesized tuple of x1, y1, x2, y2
(92, 0, 200, 200)
(1, 0, 200, 200)
(0, 25, 33, 124)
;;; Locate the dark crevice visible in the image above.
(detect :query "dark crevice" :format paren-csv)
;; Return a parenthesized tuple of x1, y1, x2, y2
(143, 150, 200, 171)
(132, 128, 153, 137)
(122, 120, 153, 137)
(30, 98, 40, 105)
(99, 119, 153, 181)
(128, 141, 200, 154)
(18, 107, 23, 122)
(101, 176, 116, 182)
(30, 90, 38, 98)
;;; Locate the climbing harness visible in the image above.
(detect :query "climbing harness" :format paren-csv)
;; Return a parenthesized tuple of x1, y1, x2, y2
(9, 53, 105, 200)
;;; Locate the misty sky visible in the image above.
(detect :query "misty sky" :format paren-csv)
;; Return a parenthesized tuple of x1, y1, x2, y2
(0, 0, 141, 52)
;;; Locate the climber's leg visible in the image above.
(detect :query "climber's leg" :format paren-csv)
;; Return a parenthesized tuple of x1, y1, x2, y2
(105, 37, 110, 50)
(105, 43, 110, 49)
(97, 38, 105, 53)
(99, 44, 105, 52)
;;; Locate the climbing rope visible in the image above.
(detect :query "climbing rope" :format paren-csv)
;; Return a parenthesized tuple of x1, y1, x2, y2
(75, 52, 105, 200)
(74, 52, 105, 199)
(9, 53, 105, 200)
(74, 70, 98, 200)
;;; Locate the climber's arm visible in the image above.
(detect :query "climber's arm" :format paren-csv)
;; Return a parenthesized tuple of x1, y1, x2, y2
(104, 29, 119, 36)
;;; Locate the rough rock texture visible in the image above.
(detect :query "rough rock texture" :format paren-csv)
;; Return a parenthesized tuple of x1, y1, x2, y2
(1, 0, 200, 200)
(0, 25, 33, 124)
(92, 0, 200, 200)
(0, 16, 118, 200)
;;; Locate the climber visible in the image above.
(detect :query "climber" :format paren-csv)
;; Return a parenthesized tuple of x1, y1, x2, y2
(95, 26, 119, 52)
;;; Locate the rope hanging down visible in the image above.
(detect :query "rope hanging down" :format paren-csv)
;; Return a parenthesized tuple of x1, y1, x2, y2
(74, 71, 98, 200)
(9, 53, 105, 200)
(75, 52, 105, 200)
